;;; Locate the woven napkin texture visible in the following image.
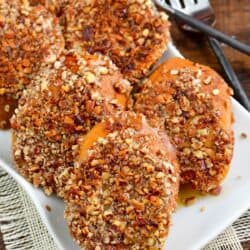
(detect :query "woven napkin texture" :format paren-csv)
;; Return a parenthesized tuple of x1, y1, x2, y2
(0, 168, 249, 250)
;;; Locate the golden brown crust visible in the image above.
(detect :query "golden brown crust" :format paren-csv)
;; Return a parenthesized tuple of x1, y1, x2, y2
(134, 58, 234, 193)
(11, 50, 131, 195)
(63, 112, 179, 249)
(64, 0, 170, 83)
(0, 0, 64, 129)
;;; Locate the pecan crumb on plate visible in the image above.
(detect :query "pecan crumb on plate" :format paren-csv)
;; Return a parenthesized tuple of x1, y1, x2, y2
(240, 132, 247, 139)
(45, 205, 52, 212)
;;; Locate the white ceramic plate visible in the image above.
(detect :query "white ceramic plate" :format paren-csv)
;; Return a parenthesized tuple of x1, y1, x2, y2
(0, 43, 250, 250)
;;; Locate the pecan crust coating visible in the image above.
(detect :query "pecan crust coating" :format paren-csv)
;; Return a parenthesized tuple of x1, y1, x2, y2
(11, 50, 131, 196)
(0, 0, 64, 128)
(64, 0, 170, 83)
(134, 58, 234, 193)
(28, 0, 69, 16)
(63, 112, 179, 249)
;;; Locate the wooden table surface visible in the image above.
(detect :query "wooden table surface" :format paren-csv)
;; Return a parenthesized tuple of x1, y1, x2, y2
(0, 0, 249, 249)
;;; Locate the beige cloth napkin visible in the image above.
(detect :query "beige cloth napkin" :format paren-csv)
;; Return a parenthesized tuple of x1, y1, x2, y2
(0, 168, 249, 250)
